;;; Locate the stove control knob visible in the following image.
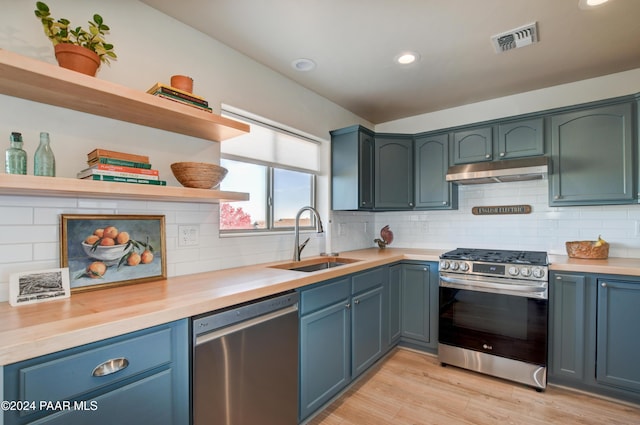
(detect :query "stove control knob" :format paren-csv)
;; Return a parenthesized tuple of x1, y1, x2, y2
(459, 262, 469, 272)
(439, 260, 450, 270)
(532, 267, 545, 279)
(508, 266, 519, 276)
(520, 267, 532, 277)
(450, 261, 460, 271)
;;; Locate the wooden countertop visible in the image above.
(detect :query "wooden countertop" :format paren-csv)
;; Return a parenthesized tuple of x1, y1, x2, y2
(1, 247, 638, 366)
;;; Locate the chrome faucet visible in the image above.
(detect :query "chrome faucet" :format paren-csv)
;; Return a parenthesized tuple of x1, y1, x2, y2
(293, 206, 324, 261)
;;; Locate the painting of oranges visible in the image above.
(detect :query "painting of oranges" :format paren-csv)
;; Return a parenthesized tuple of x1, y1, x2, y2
(60, 215, 166, 292)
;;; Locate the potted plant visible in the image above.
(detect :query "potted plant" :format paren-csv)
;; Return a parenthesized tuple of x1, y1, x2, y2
(34, 1, 117, 76)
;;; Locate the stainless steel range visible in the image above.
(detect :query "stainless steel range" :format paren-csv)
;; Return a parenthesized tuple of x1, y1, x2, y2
(438, 248, 549, 390)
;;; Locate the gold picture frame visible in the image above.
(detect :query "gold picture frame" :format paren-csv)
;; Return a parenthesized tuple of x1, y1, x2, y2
(60, 214, 166, 292)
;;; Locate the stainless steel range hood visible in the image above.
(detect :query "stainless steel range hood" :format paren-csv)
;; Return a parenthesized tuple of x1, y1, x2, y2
(446, 156, 549, 185)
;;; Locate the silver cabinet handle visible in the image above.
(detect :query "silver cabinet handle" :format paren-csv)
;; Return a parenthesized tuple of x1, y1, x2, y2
(485, 154, 491, 159)
(601, 282, 607, 288)
(442, 201, 447, 205)
(345, 303, 351, 309)
(500, 152, 505, 157)
(354, 299, 360, 305)
(92, 357, 129, 377)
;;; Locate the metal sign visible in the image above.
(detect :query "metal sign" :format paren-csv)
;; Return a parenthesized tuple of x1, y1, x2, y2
(472, 205, 532, 215)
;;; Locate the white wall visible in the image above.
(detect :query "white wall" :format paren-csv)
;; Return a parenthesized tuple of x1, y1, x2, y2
(0, 0, 368, 302)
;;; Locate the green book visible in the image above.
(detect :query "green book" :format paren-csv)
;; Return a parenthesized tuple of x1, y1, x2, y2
(88, 157, 152, 169)
(82, 174, 167, 186)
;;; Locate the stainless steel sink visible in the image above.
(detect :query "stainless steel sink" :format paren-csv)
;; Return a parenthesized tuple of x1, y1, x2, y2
(269, 257, 361, 272)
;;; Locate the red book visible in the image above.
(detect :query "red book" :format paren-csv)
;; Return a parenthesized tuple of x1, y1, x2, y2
(81, 164, 159, 176)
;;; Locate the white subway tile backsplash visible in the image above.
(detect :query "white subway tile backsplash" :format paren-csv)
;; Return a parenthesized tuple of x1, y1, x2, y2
(0, 207, 33, 225)
(0, 244, 32, 263)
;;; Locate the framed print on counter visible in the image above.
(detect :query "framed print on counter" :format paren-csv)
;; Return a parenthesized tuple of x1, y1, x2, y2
(60, 214, 166, 292)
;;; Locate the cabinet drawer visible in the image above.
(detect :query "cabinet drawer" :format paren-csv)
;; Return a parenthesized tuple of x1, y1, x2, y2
(352, 267, 386, 295)
(11, 327, 173, 404)
(300, 277, 350, 315)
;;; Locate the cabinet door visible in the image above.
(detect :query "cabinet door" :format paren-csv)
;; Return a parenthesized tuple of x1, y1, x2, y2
(299, 299, 350, 420)
(387, 265, 402, 347)
(374, 136, 414, 209)
(401, 264, 430, 343)
(497, 118, 544, 159)
(596, 280, 640, 392)
(331, 126, 374, 210)
(550, 103, 634, 205)
(414, 133, 456, 209)
(549, 273, 587, 382)
(352, 286, 384, 377)
(453, 126, 493, 164)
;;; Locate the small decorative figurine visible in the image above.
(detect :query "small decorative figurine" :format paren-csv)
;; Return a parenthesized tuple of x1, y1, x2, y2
(374, 225, 394, 249)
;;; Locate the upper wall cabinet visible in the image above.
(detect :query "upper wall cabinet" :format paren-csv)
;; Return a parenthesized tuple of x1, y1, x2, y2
(452, 126, 493, 164)
(549, 101, 635, 206)
(0, 49, 249, 142)
(497, 118, 544, 159)
(331, 125, 375, 210)
(374, 135, 414, 209)
(414, 133, 457, 209)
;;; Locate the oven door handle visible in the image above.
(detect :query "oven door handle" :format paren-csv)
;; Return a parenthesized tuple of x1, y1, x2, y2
(439, 275, 547, 298)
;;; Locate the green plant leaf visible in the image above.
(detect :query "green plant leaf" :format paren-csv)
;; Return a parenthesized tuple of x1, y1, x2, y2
(36, 1, 49, 13)
(93, 14, 103, 25)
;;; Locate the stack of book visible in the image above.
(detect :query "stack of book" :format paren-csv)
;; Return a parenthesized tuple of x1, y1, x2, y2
(146, 82, 212, 113)
(78, 149, 167, 186)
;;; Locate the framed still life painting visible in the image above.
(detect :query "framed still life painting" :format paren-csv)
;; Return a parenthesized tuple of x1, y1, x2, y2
(60, 214, 166, 292)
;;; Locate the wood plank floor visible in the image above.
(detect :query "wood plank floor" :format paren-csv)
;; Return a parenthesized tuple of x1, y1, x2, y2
(306, 348, 640, 425)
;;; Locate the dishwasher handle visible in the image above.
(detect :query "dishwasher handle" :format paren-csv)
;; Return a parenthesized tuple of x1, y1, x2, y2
(195, 304, 297, 347)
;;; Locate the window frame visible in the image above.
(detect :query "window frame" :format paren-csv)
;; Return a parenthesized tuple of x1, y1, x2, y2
(219, 155, 317, 235)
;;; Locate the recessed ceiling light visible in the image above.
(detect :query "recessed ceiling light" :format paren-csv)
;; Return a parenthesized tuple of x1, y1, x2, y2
(578, 0, 611, 9)
(396, 52, 419, 65)
(291, 58, 316, 72)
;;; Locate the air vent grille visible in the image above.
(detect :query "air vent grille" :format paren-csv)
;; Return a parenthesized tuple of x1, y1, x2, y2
(491, 22, 538, 53)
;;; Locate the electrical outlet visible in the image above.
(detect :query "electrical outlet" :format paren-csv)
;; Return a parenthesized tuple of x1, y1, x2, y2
(178, 225, 199, 246)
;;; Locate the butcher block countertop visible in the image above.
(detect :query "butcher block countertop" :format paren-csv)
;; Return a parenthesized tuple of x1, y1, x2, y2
(0, 247, 638, 366)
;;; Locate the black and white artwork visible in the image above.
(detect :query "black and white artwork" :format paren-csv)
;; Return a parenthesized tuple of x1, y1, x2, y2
(9, 268, 70, 306)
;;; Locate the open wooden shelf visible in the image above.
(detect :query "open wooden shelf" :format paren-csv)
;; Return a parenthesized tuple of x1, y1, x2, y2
(0, 49, 250, 142)
(0, 174, 249, 204)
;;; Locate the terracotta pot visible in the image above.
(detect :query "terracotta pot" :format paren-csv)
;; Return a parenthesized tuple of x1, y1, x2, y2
(54, 44, 100, 76)
(171, 75, 194, 93)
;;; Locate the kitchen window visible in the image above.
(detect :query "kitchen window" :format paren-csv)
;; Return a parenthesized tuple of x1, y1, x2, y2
(219, 107, 319, 233)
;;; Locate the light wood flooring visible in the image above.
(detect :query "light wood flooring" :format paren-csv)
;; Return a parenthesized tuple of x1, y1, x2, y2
(306, 348, 640, 425)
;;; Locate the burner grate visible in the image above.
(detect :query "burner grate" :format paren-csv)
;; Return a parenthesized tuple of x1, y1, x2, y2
(441, 248, 548, 265)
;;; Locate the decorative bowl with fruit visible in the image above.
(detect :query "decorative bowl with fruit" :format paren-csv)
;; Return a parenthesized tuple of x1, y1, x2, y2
(81, 225, 154, 269)
(82, 242, 132, 265)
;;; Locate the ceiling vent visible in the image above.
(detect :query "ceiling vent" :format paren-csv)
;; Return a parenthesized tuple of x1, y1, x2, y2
(491, 22, 538, 53)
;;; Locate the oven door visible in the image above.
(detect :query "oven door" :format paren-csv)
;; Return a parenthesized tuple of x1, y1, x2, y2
(439, 274, 548, 366)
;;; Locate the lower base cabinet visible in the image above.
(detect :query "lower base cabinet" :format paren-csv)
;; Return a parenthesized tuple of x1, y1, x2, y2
(298, 267, 386, 421)
(549, 272, 640, 404)
(2, 320, 189, 425)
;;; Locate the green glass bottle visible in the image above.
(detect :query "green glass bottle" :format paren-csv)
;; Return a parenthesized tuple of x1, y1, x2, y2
(5, 132, 27, 175)
(34, 132, 56, 177)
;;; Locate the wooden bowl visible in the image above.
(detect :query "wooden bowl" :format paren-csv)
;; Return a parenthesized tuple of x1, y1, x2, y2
(170, 162, 228, 189)
(565, 240, 610, 259)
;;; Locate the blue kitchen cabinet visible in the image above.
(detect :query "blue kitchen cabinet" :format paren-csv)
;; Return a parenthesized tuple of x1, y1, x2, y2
(596, 279, 640, 393)
(387, 265, 402, 347)
(400, 263, 431, 347)
(374, 135, 414, 209)
(549, 101, 634, 206)
(298, 277, 351, 421)
(331, 125, 375, 210)
(549, 273, 588, 383)
(414, 133, 457, 210)
(452, 126, 493, 164)
(2, 320, 189, 425)
(298, 267, 387, 421)
(497, 118, 544, 159)
(549, 272, 640, 404)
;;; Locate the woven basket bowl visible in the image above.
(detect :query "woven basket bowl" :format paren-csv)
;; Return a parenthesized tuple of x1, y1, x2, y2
(170, 162, 228, 189)
(565, 240, 610, 259)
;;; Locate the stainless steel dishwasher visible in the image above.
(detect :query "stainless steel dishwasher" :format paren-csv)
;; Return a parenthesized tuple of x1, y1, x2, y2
(192, 291, 299, 425)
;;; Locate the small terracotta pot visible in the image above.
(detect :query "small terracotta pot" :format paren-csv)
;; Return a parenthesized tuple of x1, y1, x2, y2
(54, 44, 100, 76)
(171, 75, 194, 93)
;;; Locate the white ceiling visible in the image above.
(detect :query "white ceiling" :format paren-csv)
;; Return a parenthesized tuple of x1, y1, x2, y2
(141, 0, 640, 124)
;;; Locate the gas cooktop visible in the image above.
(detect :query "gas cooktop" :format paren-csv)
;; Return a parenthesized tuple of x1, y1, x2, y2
(440, 248, 548, 266)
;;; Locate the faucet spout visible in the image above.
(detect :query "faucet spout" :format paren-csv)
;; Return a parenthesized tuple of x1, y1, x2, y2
(293, 206, 324, 261)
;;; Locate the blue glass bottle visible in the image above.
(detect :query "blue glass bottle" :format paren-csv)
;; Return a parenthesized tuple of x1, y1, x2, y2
(5, 132, 27, 175)
(34, 132, 55, 177)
